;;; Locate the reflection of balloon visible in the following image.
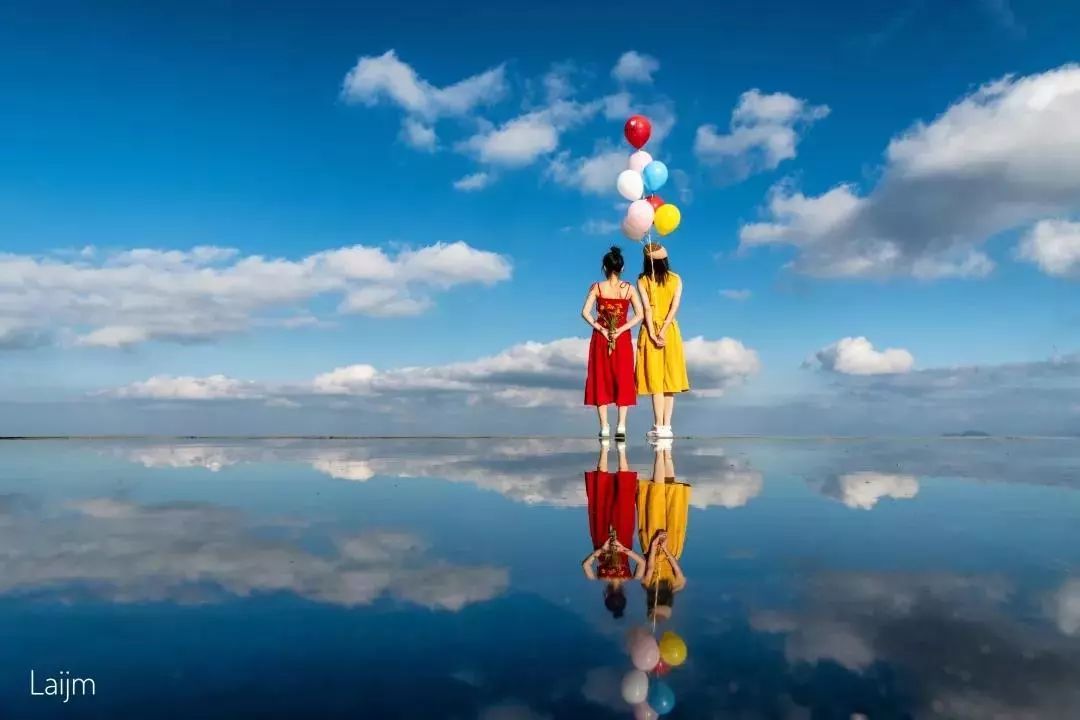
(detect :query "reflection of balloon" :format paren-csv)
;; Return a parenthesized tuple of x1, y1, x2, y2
(630, 633, 660, 671)
(646, 195, 665, 211)
(642, 161, 669, 193)
(652, 660, 671, 676)
(626, 626, 652, 653)
(620, 670, 649, 704)
(659, 631, 687, 667)
(626, 199, 655, 236)
(624, 115, 652, 149)
(654, 204, 681, 236)
(647, 680, 676, 715)
(617, 170, 645, 201)
(633, 703, 659, 720)
(621, 217, 646, 241)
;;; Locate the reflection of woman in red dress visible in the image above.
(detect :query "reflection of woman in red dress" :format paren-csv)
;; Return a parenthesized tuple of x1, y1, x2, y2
(582, 442, 645, 619)
(581, 246, 643, 441)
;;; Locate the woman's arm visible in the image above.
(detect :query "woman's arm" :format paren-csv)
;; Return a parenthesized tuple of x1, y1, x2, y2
(659, 275, 683, 336)
(641, 534, 663, 584)
(662, 545, 687, 590)
(581, 286, 605, 334)
(637, 279, 664, 347)
(581, 547, 603, 579)
(617, 285, 645, 338)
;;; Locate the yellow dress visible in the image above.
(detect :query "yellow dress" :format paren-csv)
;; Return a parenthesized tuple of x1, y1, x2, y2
(636, 272, 691, 395)
(637, 480, 691, 585)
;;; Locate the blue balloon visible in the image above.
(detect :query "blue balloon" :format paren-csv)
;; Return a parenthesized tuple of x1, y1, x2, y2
(647, 680, 675, 715)
(642, 161, 669, 193)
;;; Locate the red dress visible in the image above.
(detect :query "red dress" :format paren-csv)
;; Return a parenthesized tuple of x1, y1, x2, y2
(584, 283, 637, 407)
(585, 470, 638, 579)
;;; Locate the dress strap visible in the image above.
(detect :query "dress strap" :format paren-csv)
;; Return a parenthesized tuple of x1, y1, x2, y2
(620, 281, 631, 299)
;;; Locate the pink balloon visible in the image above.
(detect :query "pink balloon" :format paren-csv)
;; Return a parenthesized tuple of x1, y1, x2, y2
(626, 199, 655, 235)
(630, 633, 660, 671)
(628, 150, 653, 174)
(634, 703, 659, 720)
(621, 216, 646, 241)
(625, 626, 652, 653)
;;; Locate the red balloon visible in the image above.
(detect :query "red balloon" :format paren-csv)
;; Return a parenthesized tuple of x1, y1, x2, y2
(653, 660, 672, 676)
(646, 195, 665, 210)
(624, 115, 652, 149)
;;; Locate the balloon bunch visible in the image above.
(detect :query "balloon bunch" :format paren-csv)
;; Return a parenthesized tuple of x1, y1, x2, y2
(620, 626, 688, 717)
(616, 115, 682, 242)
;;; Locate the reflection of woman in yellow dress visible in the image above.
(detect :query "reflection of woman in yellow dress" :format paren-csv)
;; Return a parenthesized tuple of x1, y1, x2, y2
(637, 442, 689, 622)
(636, 243, 690, 439)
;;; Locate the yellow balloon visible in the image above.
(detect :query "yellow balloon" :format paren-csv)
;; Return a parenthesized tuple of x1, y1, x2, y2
(654, 204, 681, 236)
(659, 631, 687, 666)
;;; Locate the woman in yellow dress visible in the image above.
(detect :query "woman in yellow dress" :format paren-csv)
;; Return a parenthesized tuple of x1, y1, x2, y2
(638, 441, 689, 623)
(636, 243, 690, 438)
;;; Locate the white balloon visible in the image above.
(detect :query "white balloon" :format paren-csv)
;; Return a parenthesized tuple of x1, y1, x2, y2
(616, 169, 645, 201)
(628, 150, 653, 173)
(633, 703, 659, 720)
(621, 670, 649, 705)
(626, 199, 655, 235)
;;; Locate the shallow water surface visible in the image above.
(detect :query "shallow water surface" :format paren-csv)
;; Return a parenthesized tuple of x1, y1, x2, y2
(2, 437, 1079, 718)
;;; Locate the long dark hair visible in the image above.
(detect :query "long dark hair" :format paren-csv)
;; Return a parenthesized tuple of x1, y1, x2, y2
(604, 585, 627, 619)
(646, 579, 675, 617)
(602, 246, 624, 278)
(641, 255, 670, 286)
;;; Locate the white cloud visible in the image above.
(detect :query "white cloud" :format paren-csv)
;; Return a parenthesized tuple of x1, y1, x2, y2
(341, 49, 506, 121)
(683, 336, 762, 395)
(720, 289, 751, 301)
(823, 471, 919, 509)
(108, 374, 262, 401)
(453, 172, 493, 192)
(808, 336, 914, 375)
(399, 117, 437, 151)
(695, 89, 829, 179)
(0, 242, 511, 349)
(459, 100, 601, 167)
(1017, 219, 1080, 277)
(547, 148, 627, 195)
(740, 65, 1080, 278)
(612, 51, 660, 84)
(579, 219, 620, 236)
(105, 335, 761, 409)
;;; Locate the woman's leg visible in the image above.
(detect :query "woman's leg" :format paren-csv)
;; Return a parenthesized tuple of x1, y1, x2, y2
(597, 442, 610, 472)
(596, 404, 609, 430)
(651, 394, 664, 428)
(662, 393, 675, 427)
(663, 447, 675, 481)
(617, 442, 629, 472)
(616, 405, 629, 431)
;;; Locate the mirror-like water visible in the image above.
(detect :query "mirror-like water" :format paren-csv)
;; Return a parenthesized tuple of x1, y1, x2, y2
(2, 437, 1078, 719)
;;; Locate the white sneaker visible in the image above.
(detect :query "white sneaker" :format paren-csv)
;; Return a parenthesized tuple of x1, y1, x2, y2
(646, 425, 660, 437)
(599, 426, 611, 439)
(656, 425, 674, 439)
(650, 437, 673, 451)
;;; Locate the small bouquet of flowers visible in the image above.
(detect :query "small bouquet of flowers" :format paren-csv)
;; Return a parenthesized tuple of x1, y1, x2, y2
(606, 313, 619, 354)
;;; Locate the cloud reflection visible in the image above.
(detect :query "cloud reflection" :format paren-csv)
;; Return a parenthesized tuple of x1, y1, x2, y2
(0, 496, 507, 609)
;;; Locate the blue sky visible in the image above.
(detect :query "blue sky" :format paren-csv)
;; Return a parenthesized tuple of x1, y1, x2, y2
(0, 0, 1078, 435)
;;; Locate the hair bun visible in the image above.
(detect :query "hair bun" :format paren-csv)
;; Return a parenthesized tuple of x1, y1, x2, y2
(609, 246, 623, 257)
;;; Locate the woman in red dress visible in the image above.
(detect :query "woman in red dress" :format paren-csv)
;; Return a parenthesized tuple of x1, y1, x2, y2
(582, 441, 645, 619)
(581, 246, 644, 441)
